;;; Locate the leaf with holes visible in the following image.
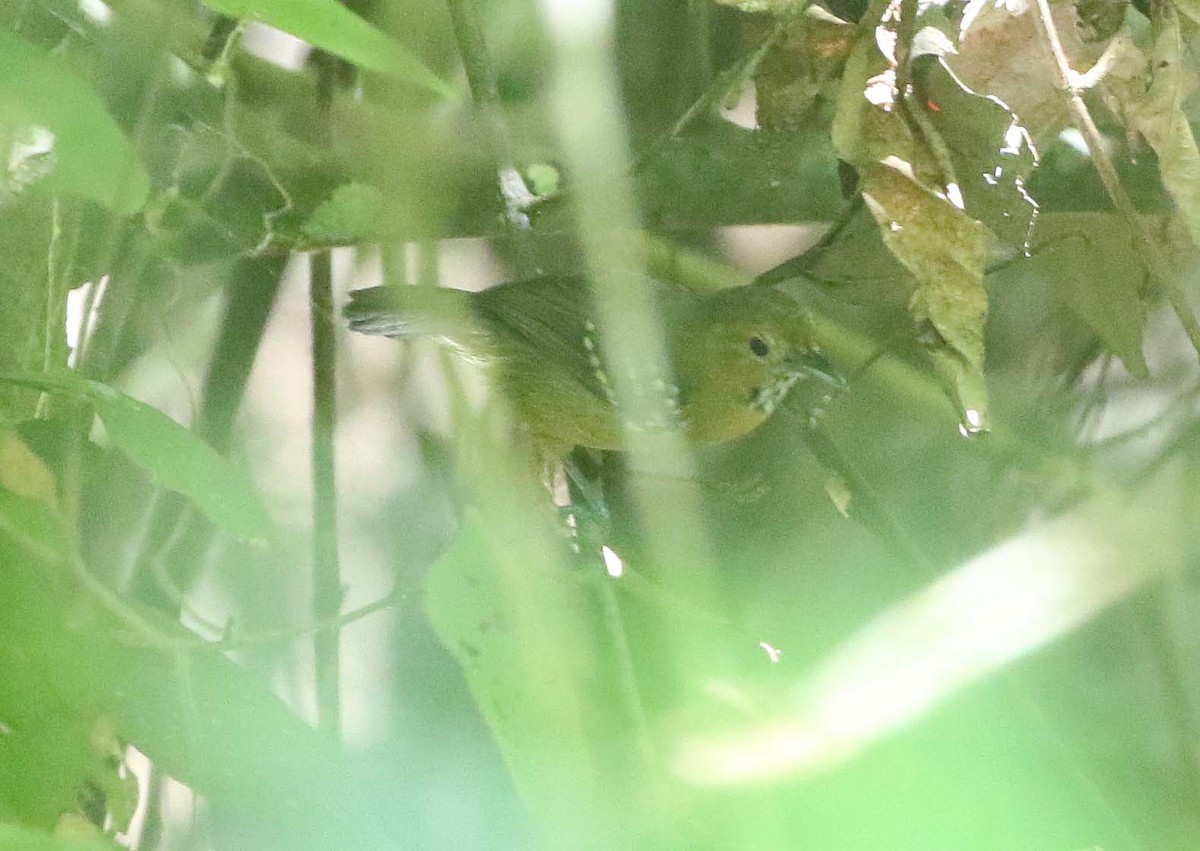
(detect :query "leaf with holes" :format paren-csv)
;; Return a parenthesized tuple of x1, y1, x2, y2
(911, 55, 1039, 248)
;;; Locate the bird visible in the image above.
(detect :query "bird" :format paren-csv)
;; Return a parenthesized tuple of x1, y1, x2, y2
(344, 275, 840, 452)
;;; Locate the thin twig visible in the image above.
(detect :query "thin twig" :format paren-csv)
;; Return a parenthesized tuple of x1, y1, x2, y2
(109, 584, 408, 652)
(752, 195, 865, 286)
(1029, 0, 1200, 358)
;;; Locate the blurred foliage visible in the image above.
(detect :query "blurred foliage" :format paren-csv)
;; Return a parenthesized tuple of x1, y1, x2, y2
(3, 0, 1200, 849)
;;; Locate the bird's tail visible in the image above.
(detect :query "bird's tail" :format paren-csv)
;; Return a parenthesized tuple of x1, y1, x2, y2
(344, 286, 487, 353)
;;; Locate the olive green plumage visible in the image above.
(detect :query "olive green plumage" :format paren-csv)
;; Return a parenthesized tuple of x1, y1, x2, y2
(344, 276, 837, 451)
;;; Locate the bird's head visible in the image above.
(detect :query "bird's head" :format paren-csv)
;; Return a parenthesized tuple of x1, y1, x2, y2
(675, 287, 841, 444)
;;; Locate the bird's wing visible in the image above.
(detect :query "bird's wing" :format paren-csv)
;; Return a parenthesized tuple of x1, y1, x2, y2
(344, 285, 492, 359)
(475, 276, 704, 429)
(471, 276, 616, 404)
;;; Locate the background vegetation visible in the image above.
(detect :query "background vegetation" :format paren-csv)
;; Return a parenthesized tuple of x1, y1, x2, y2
(2, 0, 1200, 848)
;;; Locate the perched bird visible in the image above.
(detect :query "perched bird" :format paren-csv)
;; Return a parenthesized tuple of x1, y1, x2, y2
(344, 276, 839, 451)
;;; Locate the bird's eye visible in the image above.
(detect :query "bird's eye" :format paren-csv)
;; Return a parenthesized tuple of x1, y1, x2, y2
(748, 335, 771, 358)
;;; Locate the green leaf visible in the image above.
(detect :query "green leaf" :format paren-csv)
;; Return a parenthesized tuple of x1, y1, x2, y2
(302, 182, 389, 245)
(1124, 8, 1200, 247)
(0, 485, 69, 565)
(831, 31, 917, 168)
(861, 162, 991, 429)
(0, 30, 149, 214)
(911, 55, 1039, 248)
(202, 0, 459, 102)
(1034, 213, 1150, 376)
(0, 551, 400, 849)
(0, 713, 136, 836)
(0, 373, 273, 543)
(0, 823, 114, 851)
(425, 513, 650, 835)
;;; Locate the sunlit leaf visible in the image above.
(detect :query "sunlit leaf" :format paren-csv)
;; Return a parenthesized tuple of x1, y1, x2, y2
(0, 714, 136, 836)
(1170, 0, 1200, 28)
(0, 431, 56, 507)
(830, 31, 917, 168)
(202, 0, 459, 101)
(713, 0, 811, 12)
(0, 30, 148, 213)
(0, 373, 272, 543)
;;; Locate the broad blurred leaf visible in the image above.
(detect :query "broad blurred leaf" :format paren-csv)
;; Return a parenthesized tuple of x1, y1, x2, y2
(0, 485, 68, 565)
(0, 30, 148, 213)
(673, 484, 1174, 784)
(0, 714, 135, 836)
(203, 0, 459, 101)
(1035, 213, 1151, 376)
(0, 547, 406, 851)
(425, 512, 655, 843)
(0, 373, 272, 543)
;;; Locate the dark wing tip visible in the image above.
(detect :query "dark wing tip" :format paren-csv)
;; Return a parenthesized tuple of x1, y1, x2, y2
(344, 287, 409, 337)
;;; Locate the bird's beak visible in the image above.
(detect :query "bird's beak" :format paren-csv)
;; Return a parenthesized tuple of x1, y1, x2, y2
(787, 348, 846, 390)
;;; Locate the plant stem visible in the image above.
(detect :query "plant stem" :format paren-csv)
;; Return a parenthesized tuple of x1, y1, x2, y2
(446, 0, 535, 228)
(1029, 0, 1200, 358)
(311, 51, 344, 740)
(310, 248, 343, 739)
